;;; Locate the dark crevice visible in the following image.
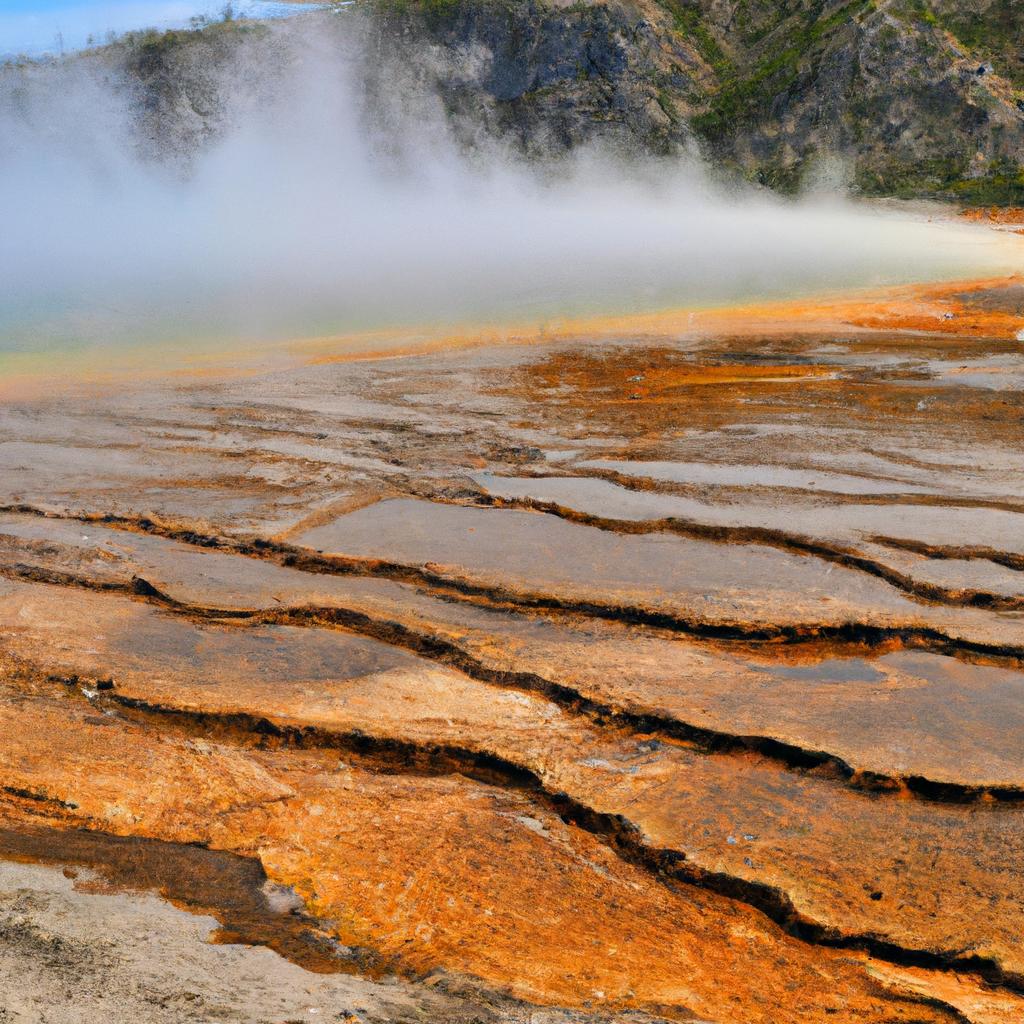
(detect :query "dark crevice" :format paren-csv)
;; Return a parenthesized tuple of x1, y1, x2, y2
(0, 499, 1013, 620)
(1, 504, 1018, 666)
(870, 535, 1024, 573)
(3, 509, 1024, 804)
(5, 555, 1024, 805)
(551, 466, 1024, 515)
(1, 785, 79, 810)
(3, 507, 1024, 995)
(251, 605, 1024, 805)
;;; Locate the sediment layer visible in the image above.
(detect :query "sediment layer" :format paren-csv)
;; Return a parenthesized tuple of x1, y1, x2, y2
(3, 278, 1024, 1023)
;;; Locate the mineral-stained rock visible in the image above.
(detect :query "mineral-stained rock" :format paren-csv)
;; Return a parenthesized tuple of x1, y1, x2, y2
(0, 852, 685, 1024)
(0, 677, 1002, 1023)
(3, 279, 1024, 1022)
(1, 567, 1024, 989)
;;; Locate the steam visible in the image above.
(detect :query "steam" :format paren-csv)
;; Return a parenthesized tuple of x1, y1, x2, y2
(0, 14, 1020, 359)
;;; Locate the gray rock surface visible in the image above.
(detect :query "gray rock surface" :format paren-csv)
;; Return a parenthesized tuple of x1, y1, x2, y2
(5, 0, 1021, 199)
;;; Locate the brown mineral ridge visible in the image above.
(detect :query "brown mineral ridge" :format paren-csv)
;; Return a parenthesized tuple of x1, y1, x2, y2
(0, 570, 1022, 1023)
(2, 513, 1024, 789)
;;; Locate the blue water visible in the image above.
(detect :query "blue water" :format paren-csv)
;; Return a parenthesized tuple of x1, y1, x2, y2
(0, 0, 330, 59)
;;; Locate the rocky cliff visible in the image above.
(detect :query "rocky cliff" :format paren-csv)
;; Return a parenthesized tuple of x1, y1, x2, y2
(9, 0, 1024, 202)
(370, 0, 1024, 201)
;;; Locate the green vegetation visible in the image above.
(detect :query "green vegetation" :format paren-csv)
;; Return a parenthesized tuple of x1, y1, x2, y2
(943, 166, 1024, 205)
(689, 0, 873, 138)
(655, 0, 729, 72)
(24, 0, 1019, 207)
(412, 0, 463, 22)
(101, 7, 261, 69)
(751, 159, 806, 194)
(372, 0, 468, 28)
(670, 0, 1021, 204)
(857, 156, 1024, 205)
(894, 0, 937, 28)
(926, 0, 1023, 88)
(655, 87, 680, 124)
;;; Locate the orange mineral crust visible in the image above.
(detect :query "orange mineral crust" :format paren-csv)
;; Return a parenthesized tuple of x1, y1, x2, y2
(0, 675, 1002, 1024)
(3, 276, 1024, 1023)
(961, 207, 1024, 226)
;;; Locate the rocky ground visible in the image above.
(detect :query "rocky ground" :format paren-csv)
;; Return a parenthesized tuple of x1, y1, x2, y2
(1, 274, 1024, 1021)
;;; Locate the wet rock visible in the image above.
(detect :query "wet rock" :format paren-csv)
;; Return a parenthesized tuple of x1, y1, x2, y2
(3, 278, 1024, 1021)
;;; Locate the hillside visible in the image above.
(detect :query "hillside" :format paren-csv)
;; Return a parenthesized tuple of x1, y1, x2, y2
(370, 0, 1024, 201)
(7, 0, 1024, 202)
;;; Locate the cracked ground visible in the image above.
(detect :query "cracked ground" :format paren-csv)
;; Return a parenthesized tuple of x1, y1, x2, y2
(2, 277, 1024, 1023)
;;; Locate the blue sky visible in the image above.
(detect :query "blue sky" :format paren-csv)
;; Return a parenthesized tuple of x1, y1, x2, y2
(0, 0, 318, 57)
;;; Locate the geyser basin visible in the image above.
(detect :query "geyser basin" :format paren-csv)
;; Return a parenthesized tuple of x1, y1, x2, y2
(1, 12, 1022, 379)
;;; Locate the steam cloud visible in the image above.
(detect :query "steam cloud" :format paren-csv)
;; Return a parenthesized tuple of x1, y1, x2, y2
(0, 14, 1020, 359)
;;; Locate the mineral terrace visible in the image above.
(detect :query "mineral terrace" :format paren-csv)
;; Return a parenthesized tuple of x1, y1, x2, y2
(2, 277, 1024, 1023)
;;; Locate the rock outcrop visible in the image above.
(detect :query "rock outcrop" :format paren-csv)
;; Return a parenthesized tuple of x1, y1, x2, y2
(371, 0, 1024, 199)
(5, 0, 1021, 199)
